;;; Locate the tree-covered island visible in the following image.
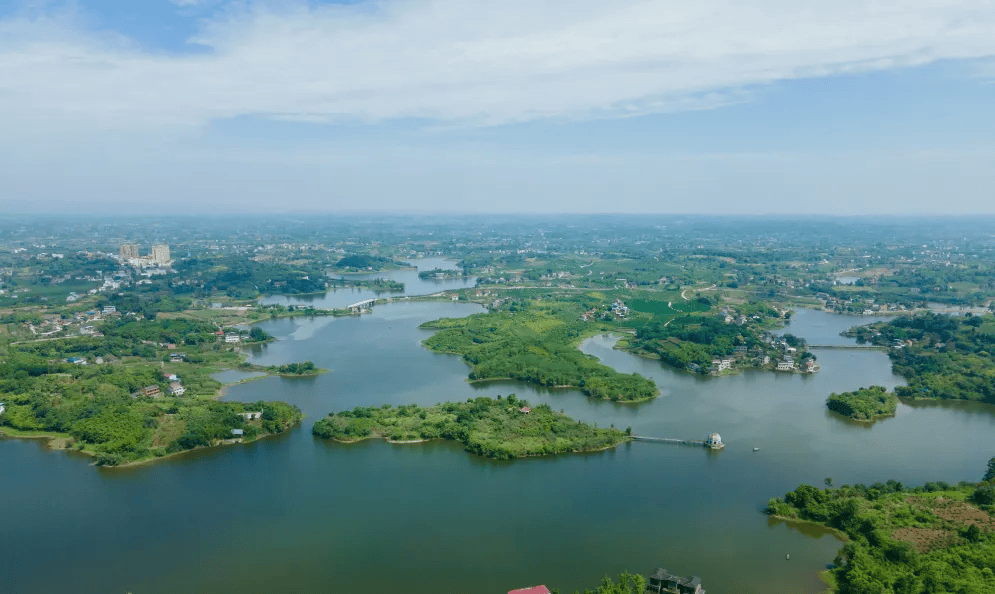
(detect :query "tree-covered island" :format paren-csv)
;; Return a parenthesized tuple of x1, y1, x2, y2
(767, 461, 995, 594)
(312, 395, 629, 459)
(827, 386, 899, 422)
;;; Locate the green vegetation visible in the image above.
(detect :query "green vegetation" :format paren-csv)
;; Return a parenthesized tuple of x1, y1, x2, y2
(312, 395, 629, 459)
(334, 254, 405, 271)
(629, 311, 780, 373)
(420, 301, 657, 401)
(554, 571, 646, 594)
(847, 313, 995, 403)
(0, 316, 303, 466)
(767, 464, 995, 594)
(276, 360, 321, 376)
(418, 268, 465, 279)
(827, 386, 899, 422)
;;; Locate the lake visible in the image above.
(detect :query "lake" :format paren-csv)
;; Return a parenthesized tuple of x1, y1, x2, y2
(259, 256, 477, 310)
(3, 306, 995, 594)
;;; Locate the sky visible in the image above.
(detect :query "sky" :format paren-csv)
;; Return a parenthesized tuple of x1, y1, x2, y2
(1, 0, 994, 215)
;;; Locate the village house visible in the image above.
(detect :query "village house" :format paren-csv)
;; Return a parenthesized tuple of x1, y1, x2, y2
(647, 568, 705, 594)
(169, 382, 185, 396)
(508, 586, 550, 594)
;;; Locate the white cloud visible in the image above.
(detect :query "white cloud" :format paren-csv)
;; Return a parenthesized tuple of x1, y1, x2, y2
(1, 0, 995, 135)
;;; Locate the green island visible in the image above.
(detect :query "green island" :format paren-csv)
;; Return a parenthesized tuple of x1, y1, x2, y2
(767, 461, 995, 594)
(0, 315, 305, 466)
(311, 395, 630, 459)
(420, 300, 658, 401)
(276, 360, 324, 376)
(826, 386, 899, 422)
(846, 312, 995, 403)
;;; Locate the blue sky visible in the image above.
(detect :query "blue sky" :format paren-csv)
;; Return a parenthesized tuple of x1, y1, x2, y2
(1, 0, 994, 214)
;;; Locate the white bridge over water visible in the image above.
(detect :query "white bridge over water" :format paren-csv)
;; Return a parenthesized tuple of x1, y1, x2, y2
(347, 299, 377, 312)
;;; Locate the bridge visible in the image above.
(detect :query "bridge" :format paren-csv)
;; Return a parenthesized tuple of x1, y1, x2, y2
(632, 433, 724, 449)
(347, 299, 377, 312)
(632, 436, 704, 446)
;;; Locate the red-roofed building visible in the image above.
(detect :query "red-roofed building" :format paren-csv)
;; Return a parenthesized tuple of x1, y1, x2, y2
(519, 406, 531, 414)
(509, 586, 550, 594)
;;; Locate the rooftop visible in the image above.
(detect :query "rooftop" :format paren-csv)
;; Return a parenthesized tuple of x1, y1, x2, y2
(508, 587, 551, 594)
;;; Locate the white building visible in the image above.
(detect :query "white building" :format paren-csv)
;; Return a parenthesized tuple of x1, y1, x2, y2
(151, 244, 171, 265)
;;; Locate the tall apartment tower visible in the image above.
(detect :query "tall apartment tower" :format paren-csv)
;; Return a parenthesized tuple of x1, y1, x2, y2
(120, 244, 139, 259)
(151, 244, 171, 264)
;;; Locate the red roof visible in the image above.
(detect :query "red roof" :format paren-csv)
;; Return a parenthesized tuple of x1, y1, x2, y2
(509, 587, 550, 594)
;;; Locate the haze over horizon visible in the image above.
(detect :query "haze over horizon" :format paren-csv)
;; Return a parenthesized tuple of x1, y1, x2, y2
(2, 0, 994, 215)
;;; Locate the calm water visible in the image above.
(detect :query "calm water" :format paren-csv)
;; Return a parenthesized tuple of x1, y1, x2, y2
(4, 306, 995, 594)
(259, 257, 477, 310)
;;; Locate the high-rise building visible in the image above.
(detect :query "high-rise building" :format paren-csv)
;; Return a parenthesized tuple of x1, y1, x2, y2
(120, 244, 139, 259)
(151, 244, 171, 264)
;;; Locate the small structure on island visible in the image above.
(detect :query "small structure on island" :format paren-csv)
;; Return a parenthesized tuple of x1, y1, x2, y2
(508, 586, 550, 594)
(704, 433, 724, 450)
(646, 568, 705, 594)
(519, 406, 532, 414)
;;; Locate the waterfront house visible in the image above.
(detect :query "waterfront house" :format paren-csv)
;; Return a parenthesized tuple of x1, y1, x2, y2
(142, 385, 161, 399)
(508, 587, 551, 594)
(646, 568, 705, 594)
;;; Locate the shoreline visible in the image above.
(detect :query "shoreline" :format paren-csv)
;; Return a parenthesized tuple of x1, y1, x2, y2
(1, 421, 302, 468)
(322, 433, 629, 458)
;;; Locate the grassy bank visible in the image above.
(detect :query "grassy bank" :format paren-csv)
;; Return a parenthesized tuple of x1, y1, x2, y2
(312, 395, 630, 459)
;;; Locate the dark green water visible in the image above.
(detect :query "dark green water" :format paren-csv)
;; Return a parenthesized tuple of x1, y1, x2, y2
(3, 304, 995, 594)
